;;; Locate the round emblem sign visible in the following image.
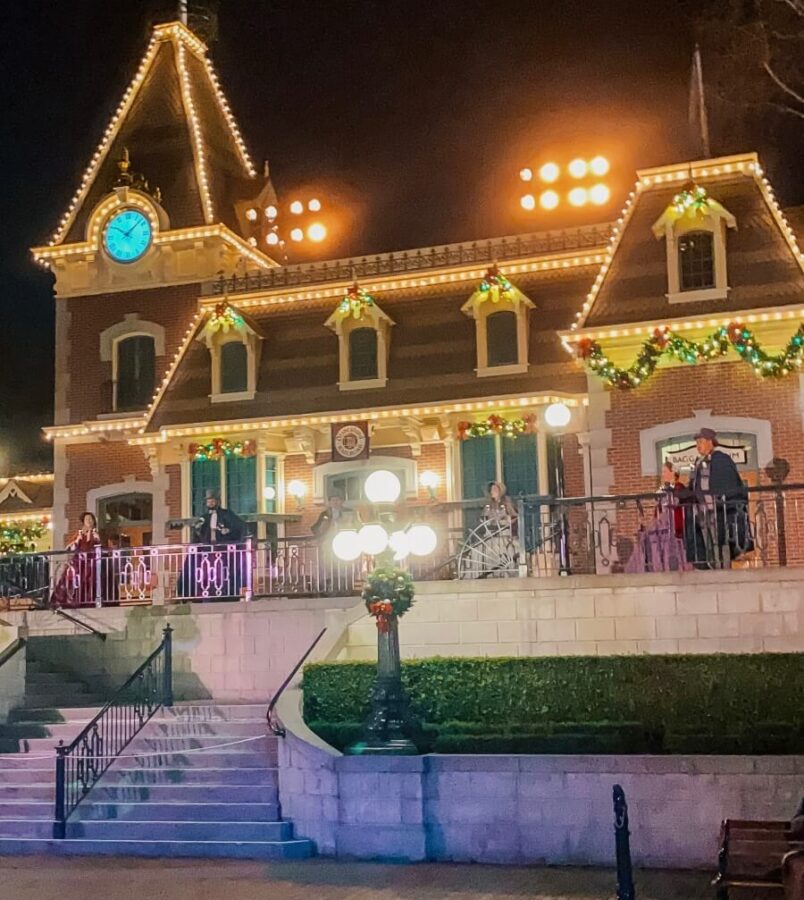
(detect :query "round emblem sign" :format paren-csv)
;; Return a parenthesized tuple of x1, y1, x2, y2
(334, 425, 367, 460)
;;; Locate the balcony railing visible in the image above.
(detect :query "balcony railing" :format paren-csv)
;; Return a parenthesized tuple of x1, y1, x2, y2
(202, 225, 611, 297)
(1, 483, 801, 608)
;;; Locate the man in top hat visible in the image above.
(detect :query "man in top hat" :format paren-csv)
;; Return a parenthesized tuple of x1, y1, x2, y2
(194, 489, 245, 545)
(686, 427, 752, 568)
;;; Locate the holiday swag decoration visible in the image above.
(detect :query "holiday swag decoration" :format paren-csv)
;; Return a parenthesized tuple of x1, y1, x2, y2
(363, 567, 415, 633)
(652, 181, 731, 232)
(577, 323, 804, 389)
(205, 303, 246, 336)
(465, 265, 528, 310)
(336, 283, 376, 321)
(188, 439, 257, 460)
(457, 413, 537, 440)
(0, 520, 47, 554)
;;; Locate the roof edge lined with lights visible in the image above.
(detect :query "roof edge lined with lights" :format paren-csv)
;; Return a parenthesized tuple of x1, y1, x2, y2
(130, 392, 587, 445)
(569, 153, 803, 333)
(0, 473, 54, 484)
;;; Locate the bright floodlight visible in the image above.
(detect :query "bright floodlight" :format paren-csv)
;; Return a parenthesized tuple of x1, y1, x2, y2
(589, 183, 611, 205)
(539, 162, 560, 183)
(568, 158, 588, 178)
(289, 200, 304, 214)
(407, 524, 438, 557)
(287, 479, 306, 498)
(544, 402, 572, 429)
(540, 190, 559, 210)
(263, 485, 276, 501)
(290, 227, 304, 242)
(358, 523, 389, 556)
(332, 530, 362, 562)
(519, 167, 533, 182)
(389, 529, 411, 560)
(265, 205, 278, 219)
(419, 470, 440, 490)
(307, 223, 327, 242)
(520, 193, 536, 211)
(590, 155, 610, 176)
(246, 208, 258, 221)
(568, 187, 588, 207)
(266, 232, 279, 245)
(308, 198, 322, 212)
(364, 469, 402, 504)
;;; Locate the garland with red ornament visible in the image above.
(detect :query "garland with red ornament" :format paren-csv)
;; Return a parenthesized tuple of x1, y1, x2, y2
(576, 322, 804, 389)
(188, 439, 257, 461)
(362, 566, 415, 633)
(456, 413, 536, 440)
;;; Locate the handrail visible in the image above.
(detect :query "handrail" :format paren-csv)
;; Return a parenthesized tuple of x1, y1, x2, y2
(53, 608, 107, 640)
(53, 624, 173, 839)
(0, 637, 25, 670)
(266, 627, 327, 738)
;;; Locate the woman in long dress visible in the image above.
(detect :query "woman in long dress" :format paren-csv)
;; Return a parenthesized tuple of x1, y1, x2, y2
(626, 463, 691, 574)
(470, 481, 518, 577)
(50, 512, 101, 608)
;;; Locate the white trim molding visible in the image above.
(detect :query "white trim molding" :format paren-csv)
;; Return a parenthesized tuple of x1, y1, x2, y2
(639, 409, 773, 477)
(100, 314, 166, 362)
(326, 303, 394, 392)
(461, 293, 534, 378)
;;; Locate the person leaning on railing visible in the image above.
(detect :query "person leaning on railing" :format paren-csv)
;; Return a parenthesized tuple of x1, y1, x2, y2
(50, 512, 101, 608)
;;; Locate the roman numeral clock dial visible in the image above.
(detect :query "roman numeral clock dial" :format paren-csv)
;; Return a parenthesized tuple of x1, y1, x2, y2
(102, 209, 153, 263)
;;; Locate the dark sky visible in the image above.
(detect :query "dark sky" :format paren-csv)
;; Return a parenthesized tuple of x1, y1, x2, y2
(1, 0, 801, 472)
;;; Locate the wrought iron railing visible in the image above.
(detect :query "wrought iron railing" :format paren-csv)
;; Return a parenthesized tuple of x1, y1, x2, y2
(53, 624, 173, 839)
(267, 626, 327, 738)
(202, 225, 611, 297)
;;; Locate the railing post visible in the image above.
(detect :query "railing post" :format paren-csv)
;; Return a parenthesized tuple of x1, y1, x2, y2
(613, 784, 636, 900)
(244, 537, 253, 601)
(162, 624, 174, 708)
(94, 544, 104, 607)
(53, 742, 67, 839)
(773, 486, 787, 567)
(515, 496, 528, 577)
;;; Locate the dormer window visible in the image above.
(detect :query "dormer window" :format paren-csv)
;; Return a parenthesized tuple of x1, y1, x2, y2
(198, 304, 262, 403)
(653, 183, 736, 305)
(462, 266, 535, 377)
(325, 284, 393, 391)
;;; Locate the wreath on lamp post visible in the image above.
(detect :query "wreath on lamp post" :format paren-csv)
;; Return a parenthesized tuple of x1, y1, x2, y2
(362, 566, 415, 632)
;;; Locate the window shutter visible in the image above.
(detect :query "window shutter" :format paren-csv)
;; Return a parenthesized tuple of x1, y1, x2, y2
(226, 455, 257, 516)
(117, 336, 155, 410)
(349, 328, 378, 380)
(486, 311, 518, 367)
(191, 459, 222, 518)
(264, 455, 277, 513)
(220, 342, 249, 393)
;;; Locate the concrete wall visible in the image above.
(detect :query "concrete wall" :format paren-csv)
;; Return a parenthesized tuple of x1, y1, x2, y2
(342, 568, 804, 659)
(279, 733, 804, 868)
(0, 623, 25, 722)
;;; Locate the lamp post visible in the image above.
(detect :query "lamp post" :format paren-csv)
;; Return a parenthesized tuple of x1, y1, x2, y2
(332, 470, 438, 755)
(544, 402, 572, 575)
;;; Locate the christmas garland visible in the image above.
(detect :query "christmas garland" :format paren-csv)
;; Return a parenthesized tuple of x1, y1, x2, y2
(652, 182, 732, 234)
(336, 283, 375, 320)
(205, 303, 246, 335)
(577, 322, 804, 389)
(188, 439, 257, 460)
(362, 566, 415, 632)
(0, 520, 47, 554)
(457, 413, 536, 440)
(465, 265, 528, 310)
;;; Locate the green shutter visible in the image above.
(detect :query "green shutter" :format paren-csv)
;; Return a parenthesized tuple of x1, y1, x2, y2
(501, 435, 538, 498)
(191, 459, 222, 518)
(461, 435, 496, 499)
(226, 455, 257, 515)
(264, 455, 277, 513)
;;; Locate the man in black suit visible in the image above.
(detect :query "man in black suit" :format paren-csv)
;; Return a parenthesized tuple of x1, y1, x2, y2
(686, 428, 752, 568)
(183, 490, 248, 600)
(194, 489, 245, 544)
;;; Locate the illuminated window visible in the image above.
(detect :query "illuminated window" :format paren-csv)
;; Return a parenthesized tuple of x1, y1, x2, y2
(678, 231, 715, 291)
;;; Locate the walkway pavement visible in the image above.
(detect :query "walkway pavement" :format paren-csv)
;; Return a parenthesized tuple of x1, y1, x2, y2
(0, 856, 727, 899)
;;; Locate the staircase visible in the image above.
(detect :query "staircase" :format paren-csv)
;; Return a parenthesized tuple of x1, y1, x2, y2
(0, 651, 314, 859)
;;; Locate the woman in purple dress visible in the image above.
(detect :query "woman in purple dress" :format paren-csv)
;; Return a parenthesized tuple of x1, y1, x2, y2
(626, 463, 691, 574)
(50, 512, 101, 608)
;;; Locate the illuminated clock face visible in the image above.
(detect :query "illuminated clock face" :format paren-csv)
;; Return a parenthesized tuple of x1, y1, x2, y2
(103, 209, 152, 263)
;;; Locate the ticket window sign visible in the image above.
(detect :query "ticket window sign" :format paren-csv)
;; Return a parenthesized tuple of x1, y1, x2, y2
(656, 432, 758, 477)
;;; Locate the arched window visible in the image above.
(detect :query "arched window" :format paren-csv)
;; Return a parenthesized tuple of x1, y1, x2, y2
(349, 328, 379, 381)
(486, 311, 518, 367)
(220, 342, 249, 394)
(116, 335, 155, 411)
(678, 231, 715, 291)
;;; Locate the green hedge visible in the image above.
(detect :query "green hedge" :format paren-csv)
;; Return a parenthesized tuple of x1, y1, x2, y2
(303, 654, 804, 754)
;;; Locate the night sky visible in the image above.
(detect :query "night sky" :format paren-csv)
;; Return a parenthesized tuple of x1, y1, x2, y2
(1, 0, 802, 473)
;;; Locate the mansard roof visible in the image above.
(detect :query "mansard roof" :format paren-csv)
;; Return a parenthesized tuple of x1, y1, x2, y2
(52, 22, 265, 245)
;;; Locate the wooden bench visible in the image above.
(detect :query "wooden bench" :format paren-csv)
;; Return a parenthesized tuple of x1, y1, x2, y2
(713, 819, 804, 899)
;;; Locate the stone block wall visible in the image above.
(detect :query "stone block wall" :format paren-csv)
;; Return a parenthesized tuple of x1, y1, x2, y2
(0, 623, 25, 722)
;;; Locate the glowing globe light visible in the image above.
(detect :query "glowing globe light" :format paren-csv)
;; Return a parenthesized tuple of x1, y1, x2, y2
(332, 530, 362, 562)
(544, 402, 572, 429)
(265, 205, 278, 219)
(419, 470, 440, 490)
(289, 200, 304, 214)
(389, 529, 411, 560)
(539, 162, 560, 183)
(287, 479, 306, 499)
(263, 485, 276, 501)
(290, 227, 304, 242)
(266, 232, 279, 246)
(540, 190, 560, 210)
(246, 208, 258, 221)
(358, 523, 389, 556)
(520, 193, 536, 211)
(519, 167, 533, 182)
(589, 183, 611, 205)
(407, 524, 438, 557)
(307, 222, 327, 242)
(308, 198, 322, 212)
(568, 187, 588, 207)
(590, 155, 610, 176)
(568, 158, 588, 178)
(364, 470, 402, 504)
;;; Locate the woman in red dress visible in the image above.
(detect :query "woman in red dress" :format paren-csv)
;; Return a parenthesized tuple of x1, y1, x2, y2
(51, 512, 101, 608)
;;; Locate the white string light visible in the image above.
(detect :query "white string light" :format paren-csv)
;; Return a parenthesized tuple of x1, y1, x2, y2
(176, 42, 214, 223)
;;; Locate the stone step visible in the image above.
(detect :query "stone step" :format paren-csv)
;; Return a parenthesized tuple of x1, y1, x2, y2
(0, 723, 89, 742)
(104, 766, 277, 786)
(0, 768, 54, 785)
(144, 722, 268, 738)
(10, 707, 102, 723)
(23, 695, 108, 710)
(73, 801, 281, 822)
(103, 750, 274, 769)
(0, 818, 293, 842)
(0, 836, 314, 860)
(158, 704, 270, 722)
(87, 784, 278, 804)
(0, 786, 55, 802)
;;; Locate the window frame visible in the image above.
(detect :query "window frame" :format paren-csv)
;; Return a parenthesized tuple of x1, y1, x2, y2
(114, 333, 156, 412)
(461, 293, 533, 378)
(325, 303, 394, 392)
(348, 327, 380, 381)
(485, 309, 520, 368)
(219, 340, 250, 394)
(677, 229, 716, 292)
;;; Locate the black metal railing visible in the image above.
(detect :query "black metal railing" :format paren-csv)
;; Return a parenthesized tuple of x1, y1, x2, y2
(613, 784, 636, 900)
(267, 626, 327, 737)
(53, 624, 173, 839)
(203, 225, 611, 297)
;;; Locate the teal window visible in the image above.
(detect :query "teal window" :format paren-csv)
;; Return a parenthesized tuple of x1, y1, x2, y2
(191, 458, 222, 518)
(264, 455, 277, 513)
(116, 335, 155, 410)
(460, 433, 539, 522)
(220, 342, 248, 393)
(226, 455, 257, 515)
(502, 434, 539, 496)
(486, 311, 518, 367)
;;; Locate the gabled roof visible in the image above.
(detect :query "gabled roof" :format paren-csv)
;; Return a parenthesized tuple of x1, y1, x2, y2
(0, 477, 54, 516)
(51, 21, 263, 245)
(568, 154, 804, 332)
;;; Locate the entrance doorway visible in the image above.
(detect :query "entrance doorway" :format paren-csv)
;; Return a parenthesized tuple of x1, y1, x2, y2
(97, 493, 153, 547)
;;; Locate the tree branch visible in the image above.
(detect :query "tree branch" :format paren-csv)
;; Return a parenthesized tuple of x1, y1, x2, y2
(773, 0, 804, 17)
(763, 60, 804, 106)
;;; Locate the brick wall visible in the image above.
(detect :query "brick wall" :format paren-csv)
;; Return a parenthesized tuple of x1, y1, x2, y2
(62, 283, 199, 423)
(165, 463, 183, 544)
